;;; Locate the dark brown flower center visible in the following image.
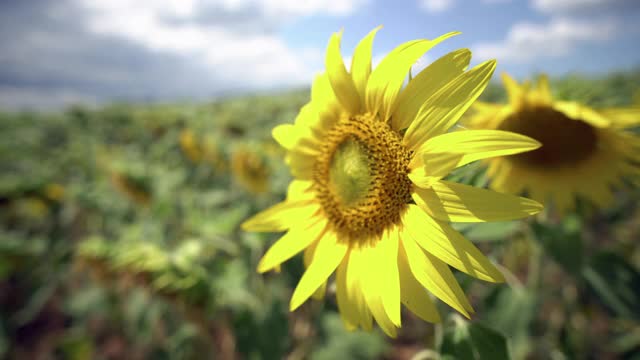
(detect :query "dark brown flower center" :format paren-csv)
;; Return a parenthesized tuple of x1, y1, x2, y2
(498, 105, 598, 168)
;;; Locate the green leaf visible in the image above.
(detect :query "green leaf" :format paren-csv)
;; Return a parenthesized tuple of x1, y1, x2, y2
(582, 251, 640, 319)
(311, 314, 387, 360)
(482, 287, 536, 360)
(440, 316, 511, 360)
(233, 301, 290, 360)
(58, 333, 94, 360)
(531, 216, 583, 275)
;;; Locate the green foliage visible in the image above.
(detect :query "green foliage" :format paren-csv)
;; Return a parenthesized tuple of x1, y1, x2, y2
(77, 236, 217, 307)
(440, 315, 511, 360)
(482, 287, 537, 359)
(531, 215, 584, 276)
(311, 314, 388, 360)
(583, 251, 640, 320)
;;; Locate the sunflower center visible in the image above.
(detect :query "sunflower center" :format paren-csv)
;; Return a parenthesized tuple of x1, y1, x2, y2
(328, 139, 373, 206)
(313, 113, 413, 243)
(498, 105, 598, 168)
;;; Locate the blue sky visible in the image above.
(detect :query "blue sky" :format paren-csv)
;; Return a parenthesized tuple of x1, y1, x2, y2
(0, 0, 638, 109)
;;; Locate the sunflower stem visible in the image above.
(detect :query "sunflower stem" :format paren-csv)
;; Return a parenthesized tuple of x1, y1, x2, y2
(526, 229, 542, 291)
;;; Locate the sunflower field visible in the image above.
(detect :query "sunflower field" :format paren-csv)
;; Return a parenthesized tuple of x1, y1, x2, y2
(1, 69, 639, 360)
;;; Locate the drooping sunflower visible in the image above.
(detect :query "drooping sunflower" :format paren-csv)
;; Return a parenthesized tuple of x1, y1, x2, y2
(242, 28, 543, 337)
(467, 73, 640, 213)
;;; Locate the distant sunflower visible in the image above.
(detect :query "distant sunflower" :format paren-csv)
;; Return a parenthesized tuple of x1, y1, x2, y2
(467, 73, 640, 213)
(110, 172, 152, 206)
(231, 147, 270, 194)
(179, 129, 204, 163)
(242, 28, 542, 337)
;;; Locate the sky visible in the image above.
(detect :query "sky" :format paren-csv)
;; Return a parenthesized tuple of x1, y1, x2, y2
(1, 0, 639, 109)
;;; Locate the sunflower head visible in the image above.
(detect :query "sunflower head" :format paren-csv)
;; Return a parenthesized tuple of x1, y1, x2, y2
(44, 183, 66, 202)
(243, 28, 543, 337)
(231, 146, 270, 194)
(110, 171, 152, 206)
(467, 73, 640, 213)
(180, 129, 204, 163)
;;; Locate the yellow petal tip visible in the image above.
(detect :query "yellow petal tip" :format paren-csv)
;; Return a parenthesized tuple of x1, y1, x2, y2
(240, 220, 252, 231)
(488, 269, 506, 283)
(289, 297, 303, 312)
(525, 198, 545, 214)
(256, 260, 270, 274)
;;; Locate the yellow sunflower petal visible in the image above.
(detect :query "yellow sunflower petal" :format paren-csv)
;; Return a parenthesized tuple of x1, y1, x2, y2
(403, 60, 497, 150)
(409, 129, 541, 172)
(290, 232, 348, 311)
(401, 234, 473, 317)
(381, 230, 401, 327)
(392, 48, 471, 131)
(291, 102, 336, 137)
(304, 237, 327, 300)
(326, 30, 361, 114)
(535, 74, 552, 104)
(475, 100, 502, 110)
(403, 205, 504, 282)
(357, 240, 399, 337)
(554, 101, 611, 128)
(293, 103, 315, 127)
(502, 72, 523, 106)
(286, 180, 314, 201)
(307, 75, 342, 132)
(398, 248, 441, 323)
(257, 218, 327, 273)
(408, 153, 463, 189)
(351, 26, 382, 104)
(366, 32, 459, 122)
(310, 74, 339, 114)
(272, 124, 321, 154)
(287, 151, 316, 180)
(413, 180, 543, 223)
(241, 201, 319, 232)
(336, 256, 359, 330)
(344, 246, 374, 330)
(602, 107, 640, 129)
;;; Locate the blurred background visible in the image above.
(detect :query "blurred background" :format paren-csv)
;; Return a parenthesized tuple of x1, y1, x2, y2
(1, 0, 639, 359)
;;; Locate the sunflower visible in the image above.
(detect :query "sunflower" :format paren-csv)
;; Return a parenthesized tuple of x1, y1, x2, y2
(110, 171, 152, 206)
(242, 28, 543, 337)
(179, 129, 204, 163)
(466, 73, 640, 213)
(231, 146, 270, 194)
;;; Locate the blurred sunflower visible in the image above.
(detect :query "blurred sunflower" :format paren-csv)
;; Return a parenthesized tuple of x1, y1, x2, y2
(201, 134, 227, 172)
(44, 183, 65, 202)
(242, 28, 542, 337)
(466, 73, 640, 213)
(180, 129, 204, 163)
(231, 146, 270, 194)
(181, 129, 228, 172)
(110, 171, 152, 205)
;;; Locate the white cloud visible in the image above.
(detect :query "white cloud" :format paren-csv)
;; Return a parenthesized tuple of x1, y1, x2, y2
(419, 0, 455, 13)
(260, 0, 368, 17)
(472, 17, 619, 63)
(531, 0, 637, 14)
(0, 0, 372, 109)
(69, 0, 373, 91)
